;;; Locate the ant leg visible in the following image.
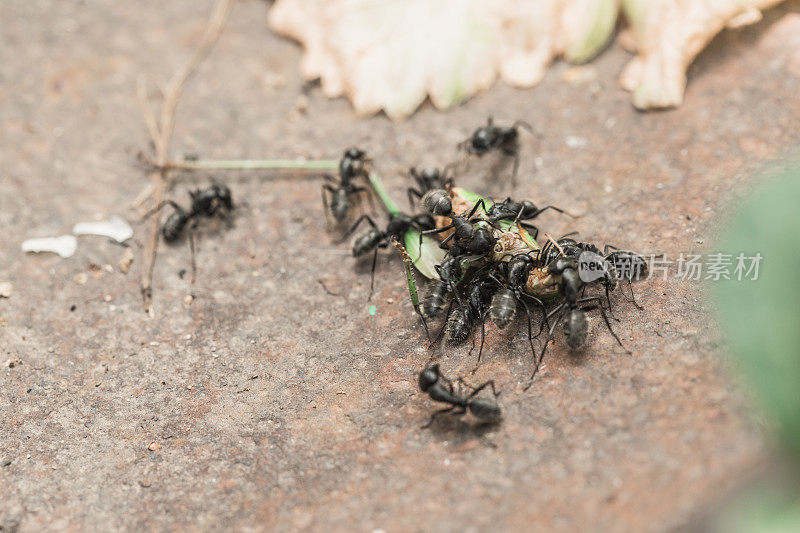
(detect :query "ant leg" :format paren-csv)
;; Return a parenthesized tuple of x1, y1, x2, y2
(517, 221, 539, 240)
(467, 322, 477, 358)
(464, 199, 489, 219)
(531, 205, 576, 219)
(321, 185, 336, 226)
(604, 282, 618, 320)
(627, 279, 644, 310)
(418, 224, 455, 256)
(407, 188, 423, 209)
(477, 312, 488, 362)
(517, 297, 538, 368)
(188, 222, 198, 285)
(523, 306, 566, 392)
(421, 406, 455, 429)
(339, 214, 378, 243)
(577, 297, 626, 349)
(139, 200, 182, 222)
(420, 225, 455, 237)
(603, 244, 621, 256)
(441, 164, 456, 187)
(437, 231, 456, 251)
(512, 119, 534, 133)
(352, 186, 377, 217)
(433, 299, 455, 347)
(366, 247, 379, 301)
(466, 380, 500, 399)
(511, 150, 520, 181)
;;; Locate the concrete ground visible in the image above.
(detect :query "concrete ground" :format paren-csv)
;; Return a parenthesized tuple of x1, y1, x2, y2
(2, 1, 800, 531)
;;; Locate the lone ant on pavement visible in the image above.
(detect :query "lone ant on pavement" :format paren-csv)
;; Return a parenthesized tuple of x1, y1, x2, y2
(459, 117, 534, 179)
(322, 148, 373, 224)
(342, 212, 435, 299)
(418, 363, 502, 428)
(143, 184, 234, 283)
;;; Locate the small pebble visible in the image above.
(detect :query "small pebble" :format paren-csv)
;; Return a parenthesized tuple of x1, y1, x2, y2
(0, 282, 12, 298)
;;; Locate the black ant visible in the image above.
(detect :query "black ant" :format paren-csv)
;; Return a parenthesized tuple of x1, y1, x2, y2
(143, 184, 234, 283)
(523, 255, 625, 390)
(485, 197, 572, 239)
(407, 166, 454, 208)
(321, 148, 372, 223)
(486, 256, 547, 365)
(458, 117, 534, 179)
(342, 212, 435, 299)
(419, 190, 495, 258)
(420, 279, 451, 319)
(418, 363, 501, 428)
(443, 268, 496, 354)
(604, 246, 648, 309)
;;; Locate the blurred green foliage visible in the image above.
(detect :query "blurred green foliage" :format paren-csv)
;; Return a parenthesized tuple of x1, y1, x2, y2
(716, 167, 800, 458)
(716, 167, 800, 531)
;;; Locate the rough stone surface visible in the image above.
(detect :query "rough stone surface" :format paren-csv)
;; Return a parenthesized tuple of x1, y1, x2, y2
(2, 1, 800, 531)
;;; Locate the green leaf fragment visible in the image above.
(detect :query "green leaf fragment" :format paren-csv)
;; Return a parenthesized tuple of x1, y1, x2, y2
(404, 230, 447, 280)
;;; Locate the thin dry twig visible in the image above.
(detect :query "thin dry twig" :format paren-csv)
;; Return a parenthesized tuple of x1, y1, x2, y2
(138, 0, 233, 315)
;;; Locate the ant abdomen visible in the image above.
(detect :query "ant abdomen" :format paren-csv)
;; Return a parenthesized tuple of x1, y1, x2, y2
(445, 307, 472, 344)
(565, 308, 589, 350)
(330, 188, 351, 222)
(420, 189, 452, 217)
(468, 397, 502, 423)
(352, 230, 383, 257)
(162, 210, 188, 242)
(421, 281, 449, 318)
(490, 288, 517, 329)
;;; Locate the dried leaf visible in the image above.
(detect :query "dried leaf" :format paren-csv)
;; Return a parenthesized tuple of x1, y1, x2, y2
(620, 0, 785, 110)
(269, 0, 618, 119)
(269, 0, 786, 117)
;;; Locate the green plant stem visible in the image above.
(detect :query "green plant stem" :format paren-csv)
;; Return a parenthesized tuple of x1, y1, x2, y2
(169, 159, 339, 171)
(368, 172, 400, 217)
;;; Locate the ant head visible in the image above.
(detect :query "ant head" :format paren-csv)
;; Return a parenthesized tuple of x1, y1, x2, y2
(214, 184, 233, 209)
(420, 167, 440, 182)
(471, 127, 492, 151)
(418, 364, 440, 392)
(520, 199, 538, 215)
(508, 255, 532, 288)
(344, 147, 366, 160)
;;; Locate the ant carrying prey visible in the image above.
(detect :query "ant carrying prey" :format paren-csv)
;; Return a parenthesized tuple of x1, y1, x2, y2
(418, 363, 502, 428)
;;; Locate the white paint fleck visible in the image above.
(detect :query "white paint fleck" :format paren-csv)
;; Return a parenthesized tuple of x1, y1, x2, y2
(21, 235, 77, 258)
(565, 136, 588, 149)
(72, 215, 133, 243)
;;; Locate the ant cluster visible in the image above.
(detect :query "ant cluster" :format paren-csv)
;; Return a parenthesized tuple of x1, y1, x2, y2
(324, 118, 648, 429)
